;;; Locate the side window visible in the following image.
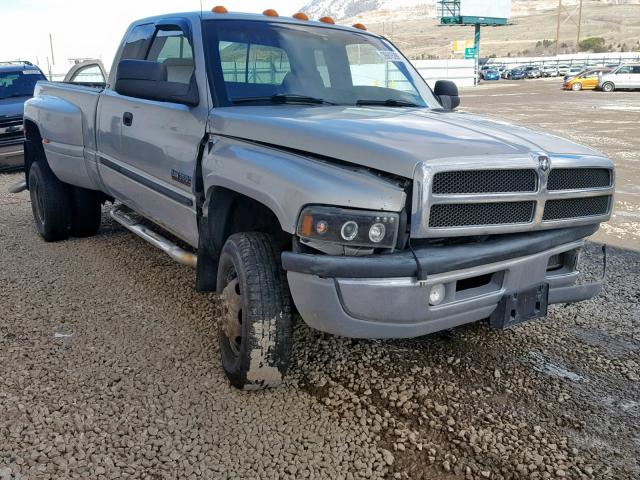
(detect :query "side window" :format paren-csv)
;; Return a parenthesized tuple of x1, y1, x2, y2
(617, 66, 631, 74)
(632, 66, 640, 74)
(68, 64, 105, 83)
(219, 41, 290, 85)
(346, 43, 418, 94)
(120, 24, 155, 60)
(147, 29, 194, 84)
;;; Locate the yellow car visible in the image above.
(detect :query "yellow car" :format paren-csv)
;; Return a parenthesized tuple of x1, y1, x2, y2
(564, 68, 611, 91)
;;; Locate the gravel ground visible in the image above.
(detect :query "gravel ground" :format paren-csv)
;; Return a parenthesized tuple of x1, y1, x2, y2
(1, 80, 639, 480)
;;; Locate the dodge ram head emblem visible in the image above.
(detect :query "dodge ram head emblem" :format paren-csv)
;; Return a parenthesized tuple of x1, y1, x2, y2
(538, 155, 550, 172)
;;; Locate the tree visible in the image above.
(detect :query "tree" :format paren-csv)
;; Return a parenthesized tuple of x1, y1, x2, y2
(579, 37, 606, 53)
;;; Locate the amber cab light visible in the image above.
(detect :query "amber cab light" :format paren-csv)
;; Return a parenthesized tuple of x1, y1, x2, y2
(353, 23, 367, 30)
(319, 16, 335, 24)
(293, 12, 309, 21)
(211, 5, 228, 13)
(263, 9, 279, 17)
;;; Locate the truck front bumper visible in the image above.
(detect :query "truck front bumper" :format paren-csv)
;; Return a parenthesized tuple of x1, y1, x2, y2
(282, 225, 602, 339)
(0, 141, 24, 172)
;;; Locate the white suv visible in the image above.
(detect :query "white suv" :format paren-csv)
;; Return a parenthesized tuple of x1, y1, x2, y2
(598, 64, 640, 92)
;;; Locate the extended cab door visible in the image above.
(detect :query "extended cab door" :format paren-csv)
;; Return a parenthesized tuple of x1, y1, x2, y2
(630, 65, 640, 88)
(613, 65, 632, 87)
(97, 20, 207, 247)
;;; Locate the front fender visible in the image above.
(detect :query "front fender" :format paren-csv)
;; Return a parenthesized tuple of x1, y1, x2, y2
(202, 136, 407, 233)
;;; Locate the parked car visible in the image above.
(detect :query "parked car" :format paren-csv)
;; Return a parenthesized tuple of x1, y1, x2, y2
(563, 67, 612, 91)
(524, 66, 542, 79)
(18, 10, 614, 390)
(540, 65, 559, 77)
(556, 64, 570, 76)
(0, 61, 47, 171)
(506, 68, 526, 80)
(481, 69, 500, 81)
(598, 64, 640, 92)
(563, 66, 586, 82)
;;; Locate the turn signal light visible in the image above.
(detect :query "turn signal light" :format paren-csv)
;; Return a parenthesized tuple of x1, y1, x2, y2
(211, 5, 228, 13)
(293, 12, 309, 20)
(263, 9, 279, 17)
(353, 23, 367, 30)
(319, 16, 335, 24)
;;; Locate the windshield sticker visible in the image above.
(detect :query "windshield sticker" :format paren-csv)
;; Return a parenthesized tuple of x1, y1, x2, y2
(23, 70, 41, 74)
(377, 50, 404, 63)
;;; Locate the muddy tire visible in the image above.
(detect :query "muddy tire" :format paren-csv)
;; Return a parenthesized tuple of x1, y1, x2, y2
(28, 161, 72, 242)
(217, 232, 292, 390)
(602, 82, 615, 93)
(71, 187, 102, 237)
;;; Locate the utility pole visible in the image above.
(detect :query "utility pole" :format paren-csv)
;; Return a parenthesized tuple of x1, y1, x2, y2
(555, 0, 562, 56)
(49, 33, 55, 66)
(576, 0, 583, 50)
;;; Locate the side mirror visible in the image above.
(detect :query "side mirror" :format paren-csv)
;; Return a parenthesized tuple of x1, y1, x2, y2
(115, 59, 199, 107)
(434, 80, 460, 111)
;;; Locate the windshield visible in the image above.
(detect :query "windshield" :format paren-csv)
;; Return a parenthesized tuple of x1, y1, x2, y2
(203, 20, 437, 108)
(0, 69, 46, 100)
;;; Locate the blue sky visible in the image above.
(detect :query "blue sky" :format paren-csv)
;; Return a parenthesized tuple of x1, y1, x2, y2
(0, 0, 306, 76)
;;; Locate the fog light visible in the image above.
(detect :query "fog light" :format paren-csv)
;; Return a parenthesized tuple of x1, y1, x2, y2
(429, 283, 446, 306)
(368, 222, 386, 243)
(340, 221, 358, 241)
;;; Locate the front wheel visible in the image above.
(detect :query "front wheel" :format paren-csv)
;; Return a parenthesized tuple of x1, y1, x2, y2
(217, 232, 293, 390)
(602, 82, 615, 92)
(572, 82, 583, 91)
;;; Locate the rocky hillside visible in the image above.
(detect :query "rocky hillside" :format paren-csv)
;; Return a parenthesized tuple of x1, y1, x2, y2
(301, 0, 640, 21)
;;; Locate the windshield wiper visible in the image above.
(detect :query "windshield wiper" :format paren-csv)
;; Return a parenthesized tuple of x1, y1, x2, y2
(356, 99, 421, 107)
(231, 94, 335, 105)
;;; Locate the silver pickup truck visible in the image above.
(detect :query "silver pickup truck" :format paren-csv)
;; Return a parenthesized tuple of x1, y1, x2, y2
(20, 9, 614, 390)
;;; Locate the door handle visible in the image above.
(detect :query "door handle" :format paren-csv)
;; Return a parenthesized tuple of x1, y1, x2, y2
(123, 112, 133, 127)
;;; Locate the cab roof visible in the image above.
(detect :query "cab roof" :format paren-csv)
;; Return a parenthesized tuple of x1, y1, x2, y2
(133, 10, 380, 38)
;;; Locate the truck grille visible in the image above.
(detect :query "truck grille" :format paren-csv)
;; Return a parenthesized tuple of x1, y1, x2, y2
(429, 201, 535, 228)
(0, 116, 23, 144)
(413, 161, 614, 238)
(543, 196, 611, 221)
(547, 168, 612, 191)
(432, 169, 537, 194)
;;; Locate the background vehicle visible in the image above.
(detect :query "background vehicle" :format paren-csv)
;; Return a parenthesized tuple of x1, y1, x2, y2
(598, 64, 640, 92)
(541, 65, 559, 77)
(563, 66, 586, 82)
(557, 64, 570, 76)
(564, 67, 611, 91)
(481, 69, 500, 81)
(524, 66, 541, 78)
(506, 68, 526, 80)
(0, 61, 46, 171)
(19, 10, 614, 390)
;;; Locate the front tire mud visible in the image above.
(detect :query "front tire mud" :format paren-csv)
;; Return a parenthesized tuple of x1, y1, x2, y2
(217, 232, 293, 390)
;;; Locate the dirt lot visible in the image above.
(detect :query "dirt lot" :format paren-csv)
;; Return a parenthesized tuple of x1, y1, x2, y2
(1, 80, 638, 480)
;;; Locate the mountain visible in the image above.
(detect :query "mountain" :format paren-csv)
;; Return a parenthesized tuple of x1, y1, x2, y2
(301, 0, 640, 21)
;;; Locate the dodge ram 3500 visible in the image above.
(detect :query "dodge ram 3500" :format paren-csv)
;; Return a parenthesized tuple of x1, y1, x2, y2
(19, 9, 614, 390)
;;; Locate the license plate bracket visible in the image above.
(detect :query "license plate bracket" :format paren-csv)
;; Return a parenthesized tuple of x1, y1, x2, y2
(489, 283, 549, 329)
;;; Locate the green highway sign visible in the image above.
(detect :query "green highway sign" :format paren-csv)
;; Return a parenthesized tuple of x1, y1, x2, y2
(464, 47, 476, 58)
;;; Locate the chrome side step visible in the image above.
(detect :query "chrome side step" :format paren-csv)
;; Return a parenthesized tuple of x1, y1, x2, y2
(8, 180, 27, 194)
(110, 205, 197, 268)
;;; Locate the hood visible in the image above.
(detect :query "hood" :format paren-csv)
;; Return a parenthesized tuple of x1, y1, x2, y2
(210, 106, 601, 178)
(0, 96, 29, 119)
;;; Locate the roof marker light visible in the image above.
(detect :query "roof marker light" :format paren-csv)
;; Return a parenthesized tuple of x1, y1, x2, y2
(319, 16, 335, 24)
(293, 12, 309, 21)
(353, 23, 367, 30)
(211, 5, 228, 13)
(263, 9, 279, 17)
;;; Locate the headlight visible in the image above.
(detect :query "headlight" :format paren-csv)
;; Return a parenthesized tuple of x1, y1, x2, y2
(297, 206, 399, 249)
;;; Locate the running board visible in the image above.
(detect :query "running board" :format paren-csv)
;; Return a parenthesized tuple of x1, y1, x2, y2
(110, 205, 197, 268)
(8, 180, 27, 194)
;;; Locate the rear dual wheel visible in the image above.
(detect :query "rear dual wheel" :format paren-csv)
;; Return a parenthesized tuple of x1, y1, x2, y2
(28, 161, 102, 241)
